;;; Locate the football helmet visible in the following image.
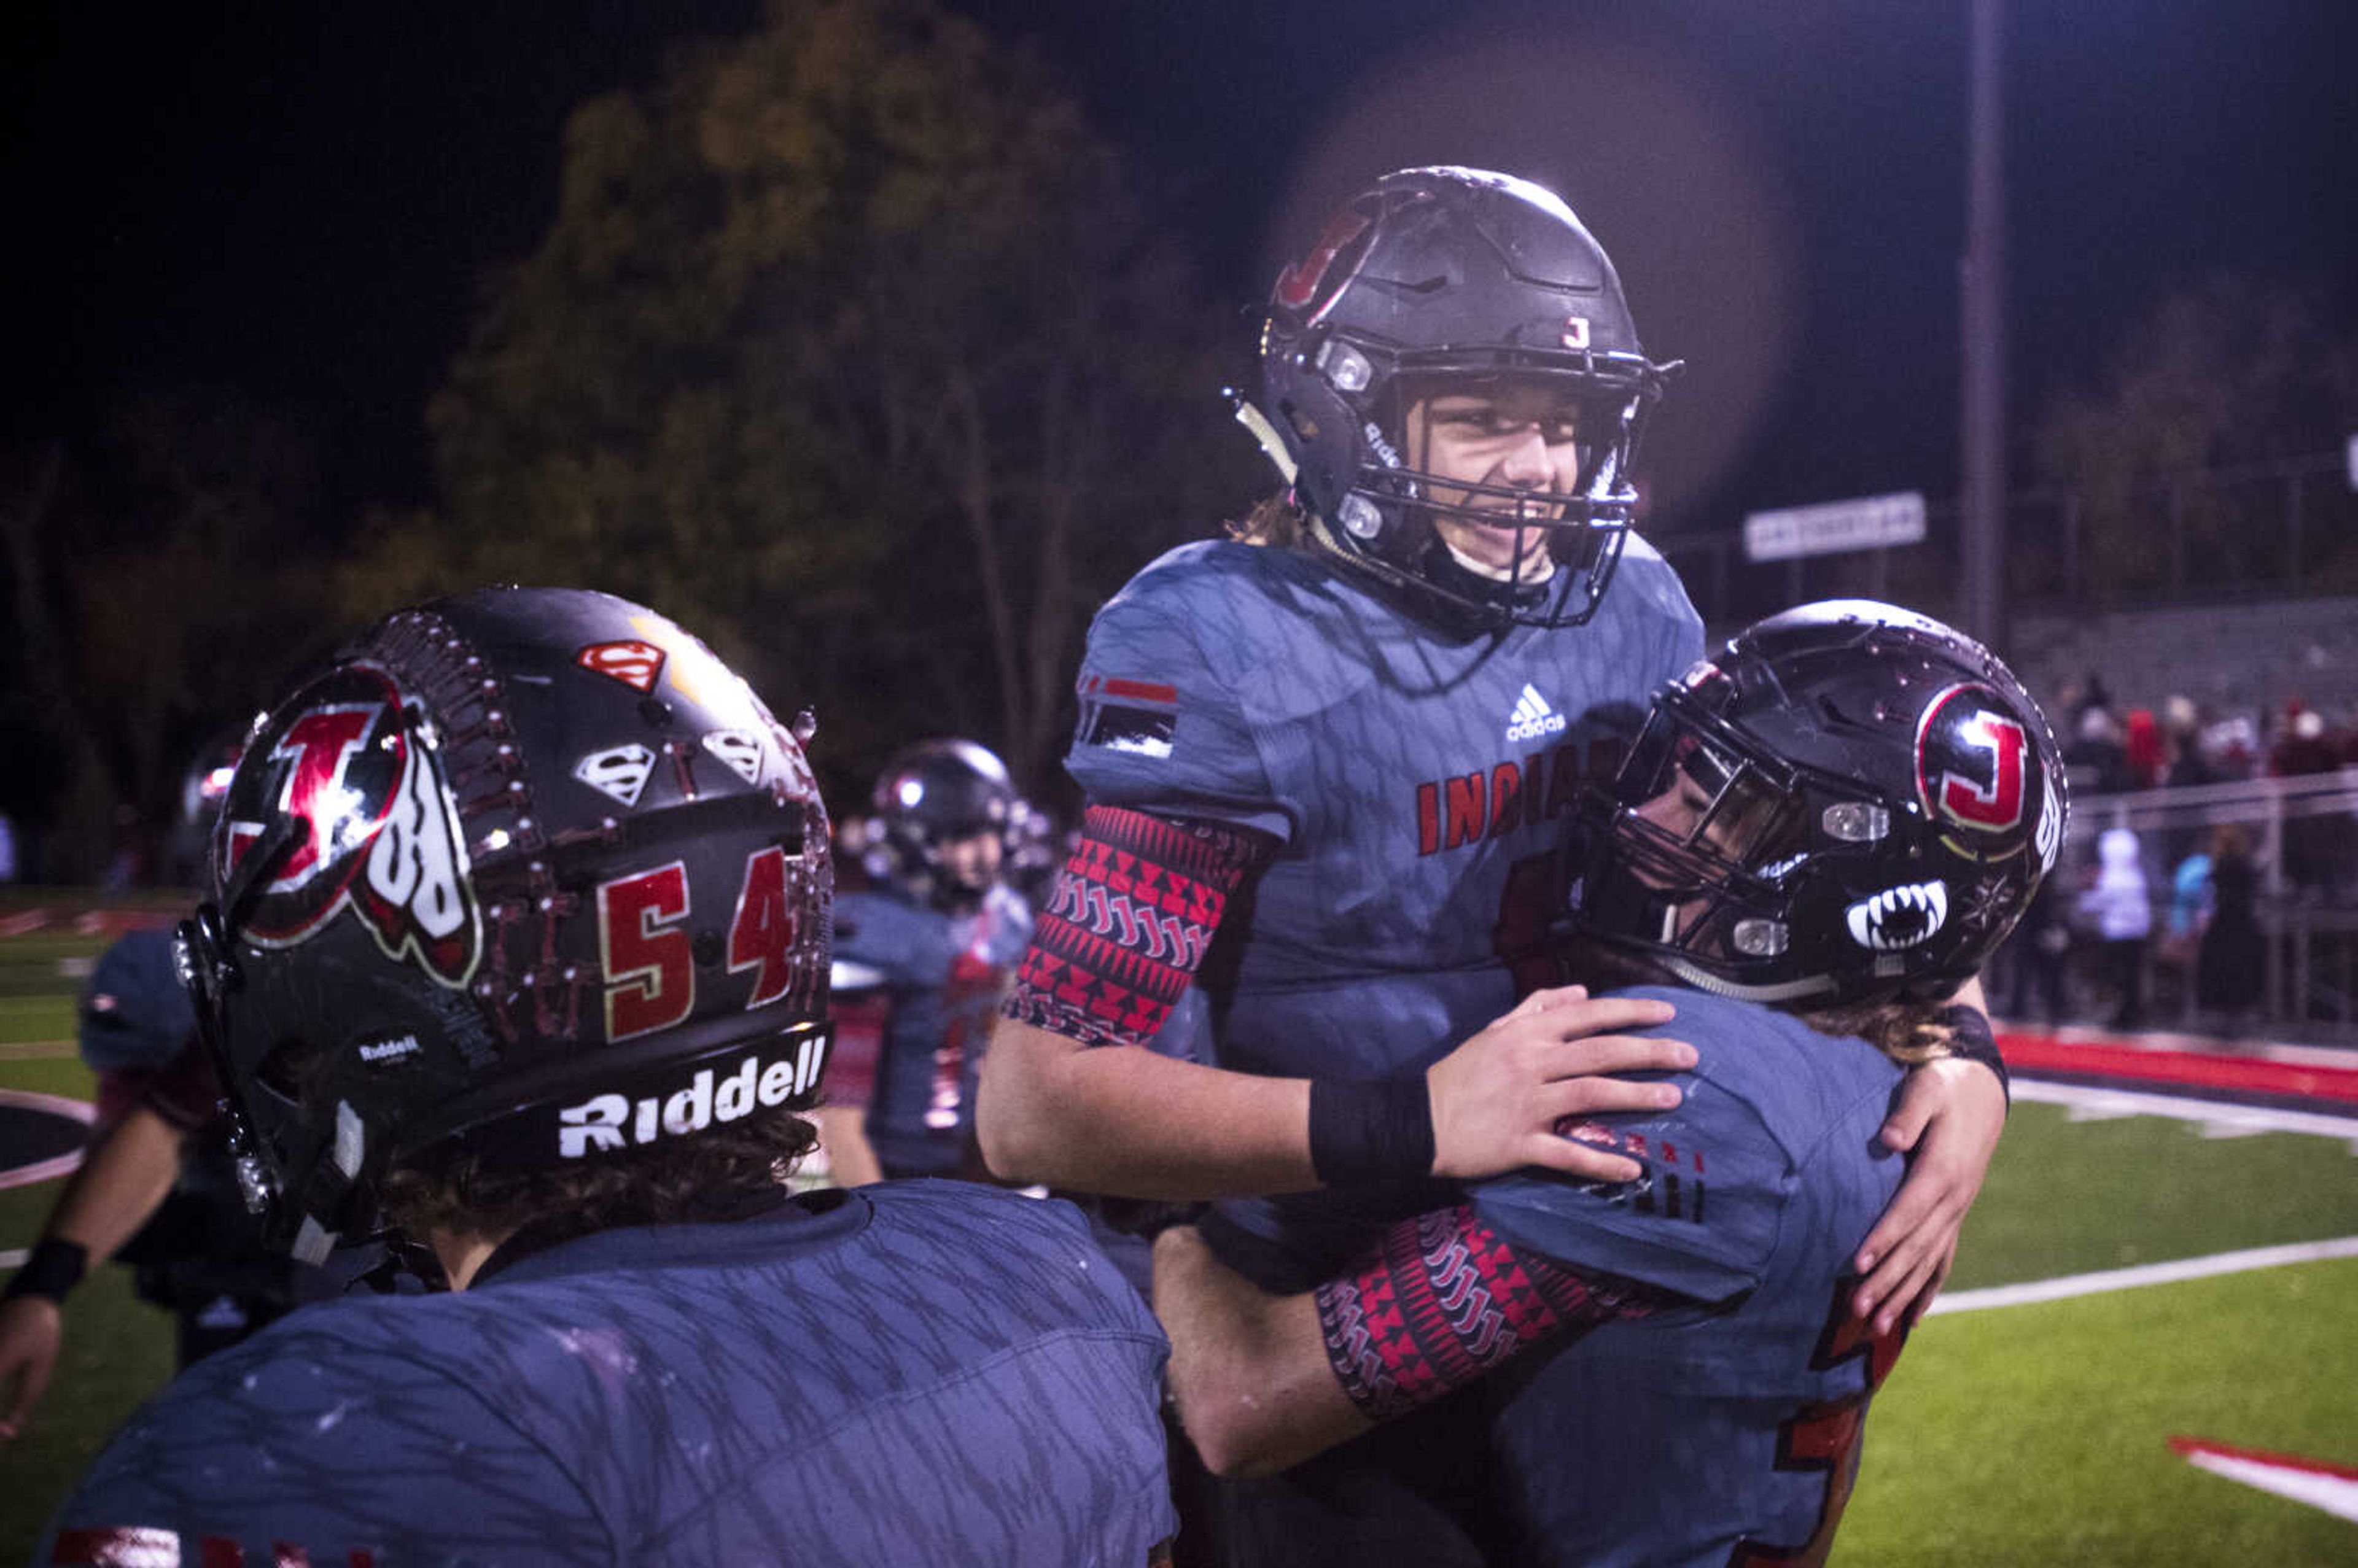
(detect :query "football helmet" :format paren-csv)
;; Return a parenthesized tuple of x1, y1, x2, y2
(177, 587, 832, 1262)
(868, 738, 1018, 907)
(1248, 166, 1676, 631)
(1570, 600, 2067, 1007)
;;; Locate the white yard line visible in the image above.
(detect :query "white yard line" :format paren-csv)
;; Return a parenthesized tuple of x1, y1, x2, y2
(1931, 1235, 2358, 1314)
(2011, 1079, 2358, 1147)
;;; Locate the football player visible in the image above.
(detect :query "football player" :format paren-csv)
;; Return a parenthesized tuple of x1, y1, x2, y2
(1154, 601, 2067, 1564)
(976, 168, 2013, 1554)
(820, 739, 1032, 1184)
(2, 745, 339, 1440)
(39, 588, 1174, 1567)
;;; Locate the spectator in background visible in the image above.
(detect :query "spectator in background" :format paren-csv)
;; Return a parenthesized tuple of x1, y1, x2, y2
(2157, 845, 2214, 1022)
(2162, 697, 2219, 789)
(2271, 702, 2351, 904)
(2003, 874, 2072, 1030)
(0, 809, 18, 882)
(2079, 826, 2154, 1030)
(2064, 704, 2134, 798)
(2196, 825, 2266, 1033)
(2122, 707, 2163, 791)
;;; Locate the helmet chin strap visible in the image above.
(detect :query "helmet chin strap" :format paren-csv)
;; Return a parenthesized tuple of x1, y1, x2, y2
(1437, 529, 1557, 585)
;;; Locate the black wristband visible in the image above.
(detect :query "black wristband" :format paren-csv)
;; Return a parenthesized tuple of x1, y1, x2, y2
(1308, 1074, 1436, 1186)
(3, 1237, 88, 1305)
(1938, 1004, 2009, 1108)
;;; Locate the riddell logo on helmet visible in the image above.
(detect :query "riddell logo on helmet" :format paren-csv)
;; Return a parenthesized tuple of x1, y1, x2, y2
(554, 1033, 829, 1159)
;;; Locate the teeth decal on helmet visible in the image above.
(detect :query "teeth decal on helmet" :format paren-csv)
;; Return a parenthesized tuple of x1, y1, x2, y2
(702, 730, 765, 786)
(574, 744, 657, 807)
(1844, 882, 1948, 952)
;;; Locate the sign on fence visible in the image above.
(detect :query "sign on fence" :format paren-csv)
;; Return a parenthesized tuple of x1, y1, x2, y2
(1743, 491, 1927, 563)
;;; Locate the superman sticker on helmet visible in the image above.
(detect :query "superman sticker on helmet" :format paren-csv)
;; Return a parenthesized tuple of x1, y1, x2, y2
(701, 729, 765, 786)
(576, 639, 667, 694)
(574, 743, 657, 808)
(219, 664, 481, 988)
(1916, 683, 2037, 863)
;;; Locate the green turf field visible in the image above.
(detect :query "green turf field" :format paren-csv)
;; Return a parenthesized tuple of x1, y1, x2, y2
(2, 917, 2353, 1562)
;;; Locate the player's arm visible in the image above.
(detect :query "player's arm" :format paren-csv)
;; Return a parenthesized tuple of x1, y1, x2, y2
(1, 1101, 189, 1438)
(1851, 974, 2008, 1332)
(1155, 1206, 1675, 1477)
(814, 982, 889, 1186)
(978, 808, 1693, 1199)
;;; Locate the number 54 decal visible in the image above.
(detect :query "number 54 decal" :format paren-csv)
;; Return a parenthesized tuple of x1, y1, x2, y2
(597, 847, 807, 1041)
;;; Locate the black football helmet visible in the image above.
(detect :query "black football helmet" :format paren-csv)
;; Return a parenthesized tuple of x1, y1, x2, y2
(1569, 600, 2068, 1007)
(177, 587, 832, 1262)
(1247, 166, 1677, 631)
(867, 738, 1018, 907)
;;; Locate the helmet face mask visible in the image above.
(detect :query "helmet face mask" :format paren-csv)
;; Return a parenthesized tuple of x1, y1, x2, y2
(182, 589, 834, 1263)
(1255, 167, 1675, 631)
(1569, 601, 2068, 1009)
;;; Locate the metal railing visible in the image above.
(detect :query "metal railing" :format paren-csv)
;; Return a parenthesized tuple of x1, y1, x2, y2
(2049, 769, 2358, 1041)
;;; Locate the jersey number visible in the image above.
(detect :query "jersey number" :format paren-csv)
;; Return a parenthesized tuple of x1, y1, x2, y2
(1732, 1287, 1908, 1566)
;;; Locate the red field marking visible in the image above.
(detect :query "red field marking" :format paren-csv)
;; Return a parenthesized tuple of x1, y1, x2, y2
(1998, 1031, 2358, 1107)
(2168, 1437, 2358, 1523)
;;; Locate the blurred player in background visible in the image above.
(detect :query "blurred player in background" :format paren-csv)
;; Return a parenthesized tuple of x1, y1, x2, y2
(977, 167, 2014, 1561)
(1155, 602, 2066, 1564)
(2, 745, 342, 1441)
(819, 739, 1032, 1184)
(40, 588, 1174, 1566)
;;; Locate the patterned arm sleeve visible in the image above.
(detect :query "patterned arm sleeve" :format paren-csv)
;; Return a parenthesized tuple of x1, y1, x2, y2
(1312, 1203, 1675, 1423)
(1002, 804, 1274, 1047)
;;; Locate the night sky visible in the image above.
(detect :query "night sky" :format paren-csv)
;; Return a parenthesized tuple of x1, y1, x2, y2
(7, 0, 2353, 538)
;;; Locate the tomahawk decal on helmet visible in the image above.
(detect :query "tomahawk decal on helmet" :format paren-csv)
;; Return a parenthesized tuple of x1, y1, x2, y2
(220, 664, 481, 988)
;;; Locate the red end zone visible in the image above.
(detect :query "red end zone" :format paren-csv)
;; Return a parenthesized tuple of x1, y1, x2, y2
(1998, 1030, 2358, 1108)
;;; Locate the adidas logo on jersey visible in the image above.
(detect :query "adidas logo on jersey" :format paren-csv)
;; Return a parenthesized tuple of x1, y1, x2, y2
(1506, 684, 1568, 743)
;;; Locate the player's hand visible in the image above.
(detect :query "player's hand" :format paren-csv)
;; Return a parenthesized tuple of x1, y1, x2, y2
(1426, 985, 1692, 1184)
(1850, 1054, 2007, 1334)
(0, 1294, 66, 1440)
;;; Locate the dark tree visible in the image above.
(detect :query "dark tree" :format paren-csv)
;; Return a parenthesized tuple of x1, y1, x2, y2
(381, 0, 1251, 801)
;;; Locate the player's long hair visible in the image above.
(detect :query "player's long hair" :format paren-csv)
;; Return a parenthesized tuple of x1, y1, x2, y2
(1227, 487, 1307, 548)
(1798, 996, 1959, 1065)
(378, 1109, 819, 1257)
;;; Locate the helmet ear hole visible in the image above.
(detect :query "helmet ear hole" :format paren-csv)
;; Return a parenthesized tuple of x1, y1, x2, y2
(253, 1036, 325, 1103)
